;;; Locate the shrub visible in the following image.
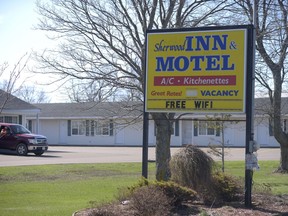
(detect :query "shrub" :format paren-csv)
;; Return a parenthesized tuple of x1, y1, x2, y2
(127, 177, 149, 191)
(213, 172, 242, 201)
(200, 172, 243, 205)
(88, 202, 131, 216)
(129, 185, 172, 216)
(170, 145, 214, 191)
(126, 178, 197, 208)
(153, 181, 197, 207)
(253, 182, 272, 195)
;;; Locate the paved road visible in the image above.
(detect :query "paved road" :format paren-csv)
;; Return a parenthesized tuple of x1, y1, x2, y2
(0, 146, 281, 167)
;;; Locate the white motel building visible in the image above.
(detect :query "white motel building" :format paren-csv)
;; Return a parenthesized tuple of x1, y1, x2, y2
(0, 89, 284, 148)
(28, 99, 284, 148)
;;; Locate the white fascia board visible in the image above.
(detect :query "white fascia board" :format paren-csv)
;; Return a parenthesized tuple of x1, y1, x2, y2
(25, 115, 138, 120)
(2, 109, 41, 114)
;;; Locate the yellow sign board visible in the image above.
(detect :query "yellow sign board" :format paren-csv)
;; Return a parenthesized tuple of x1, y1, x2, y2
(145, 27, 247, 113)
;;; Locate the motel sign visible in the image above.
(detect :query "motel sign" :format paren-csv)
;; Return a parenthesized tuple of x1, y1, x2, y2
(145, 26, 249, 113)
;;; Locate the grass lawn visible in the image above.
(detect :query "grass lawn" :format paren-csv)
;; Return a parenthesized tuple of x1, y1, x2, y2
(0, 161, 287, 216)
(0, 163, 152, 216)
(222, 160, 288, 195)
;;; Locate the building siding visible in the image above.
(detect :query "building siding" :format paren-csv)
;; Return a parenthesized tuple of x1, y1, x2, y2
(32, 117, 281, 148)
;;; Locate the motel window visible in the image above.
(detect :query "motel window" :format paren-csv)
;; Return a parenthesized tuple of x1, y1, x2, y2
(0, 116, 18, 124)
(198, 121, 215, 136)
(71, 120, 86, 136)
(90, 121, 95, 136)
(94, 120, 110, 136)
(68, 119, 113, 136)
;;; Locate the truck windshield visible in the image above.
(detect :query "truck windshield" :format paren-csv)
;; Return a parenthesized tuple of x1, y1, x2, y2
(10, 125, 31, 134)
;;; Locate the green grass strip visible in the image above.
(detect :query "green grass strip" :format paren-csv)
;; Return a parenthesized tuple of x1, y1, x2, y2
(0, 161, 286, 216)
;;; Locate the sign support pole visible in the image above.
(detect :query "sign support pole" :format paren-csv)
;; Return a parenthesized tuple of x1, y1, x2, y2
(244, 25, 255, 208)
(142, 111, 149, 178)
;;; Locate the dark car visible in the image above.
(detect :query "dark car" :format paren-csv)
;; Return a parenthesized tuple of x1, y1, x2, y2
(0, 123, 48, 156)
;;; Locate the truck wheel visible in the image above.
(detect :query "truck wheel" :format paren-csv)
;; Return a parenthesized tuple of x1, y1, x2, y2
(16, 143, 28, 156)
(34, 151, 44, 156)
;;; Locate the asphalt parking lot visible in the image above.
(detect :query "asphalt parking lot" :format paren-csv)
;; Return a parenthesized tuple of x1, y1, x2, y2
(0, 146, 281, 167)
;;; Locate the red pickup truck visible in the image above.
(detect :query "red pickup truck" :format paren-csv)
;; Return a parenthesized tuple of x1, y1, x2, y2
(0, 123, 48, 156)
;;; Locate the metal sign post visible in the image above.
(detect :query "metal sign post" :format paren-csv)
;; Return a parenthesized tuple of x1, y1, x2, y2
(245, 24, 256, 208)
(142, 111, 149, 178)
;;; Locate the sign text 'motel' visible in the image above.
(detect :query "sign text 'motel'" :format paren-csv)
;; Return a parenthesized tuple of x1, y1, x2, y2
(145, 27, 247, 113)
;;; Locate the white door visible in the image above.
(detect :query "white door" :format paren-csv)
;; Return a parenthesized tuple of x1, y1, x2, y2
(115, 124, 125, 145)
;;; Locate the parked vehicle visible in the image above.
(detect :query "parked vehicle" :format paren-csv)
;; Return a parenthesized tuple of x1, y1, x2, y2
(0, 123, 48, 156)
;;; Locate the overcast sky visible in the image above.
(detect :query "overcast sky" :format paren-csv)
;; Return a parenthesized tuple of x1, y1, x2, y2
(0, 0, 67, 102)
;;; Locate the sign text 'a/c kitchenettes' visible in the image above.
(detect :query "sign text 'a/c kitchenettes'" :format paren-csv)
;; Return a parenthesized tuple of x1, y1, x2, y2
(145, 27, 248, 113)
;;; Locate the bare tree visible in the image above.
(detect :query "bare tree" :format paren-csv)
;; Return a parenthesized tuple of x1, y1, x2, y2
(0, 55, 28, 94)
(66, 79, 118, 102)
(235, 0, 288, 172)
(0, 54, 29, 112)
(34, 0, 233, 180)
(14, 85, 50, 103)
(206, 114, 238, 173)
